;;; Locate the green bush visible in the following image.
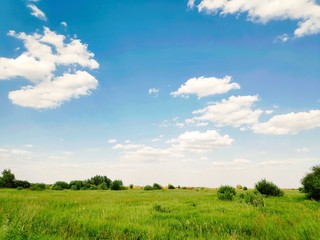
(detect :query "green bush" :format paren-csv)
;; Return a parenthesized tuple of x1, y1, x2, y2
(52, 181, 69, 190)
(255, 179, 284, 197)
(217, 185, 236, 201)
(168, 184, 175, 189)
(153, 183, 162, 190)
(14, 180, 31, 189)
(110, 180, 123, 190)
(98, 182, 108, 190)
(129, 184, 134, 189)
(301, 165, 320, 201)
(144, 185, 153, 191)
(236, 184, 243, 190)
(239, 191, 265, 207)
(16, 186, 23, 190)
(243, 186, 248, 191)
(31, 183, 46, 191)
(69, 180, 84, 190)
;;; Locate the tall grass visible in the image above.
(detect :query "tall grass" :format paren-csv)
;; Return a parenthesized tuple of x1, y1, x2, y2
(0, 189, 319, 239)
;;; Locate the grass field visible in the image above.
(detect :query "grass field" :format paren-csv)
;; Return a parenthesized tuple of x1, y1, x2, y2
(0, 189, 319, 239)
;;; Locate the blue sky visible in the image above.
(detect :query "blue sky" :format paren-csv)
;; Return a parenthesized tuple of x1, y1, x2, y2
(0, 0, 319, 187)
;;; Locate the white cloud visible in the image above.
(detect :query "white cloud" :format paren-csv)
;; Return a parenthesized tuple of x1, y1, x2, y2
(169, 130, 234, 153)
(212, 158, 251, 166)
(27, 4, 47, 21)
(252, 110, 320, 135)
(112, 143, 146, 150)
(188, 0, 196, 9)
(171, 75, 240, 98)
(274, 34, 290, 43)
(0, 148, 31, 155)
(148, 88, 159, 95)
(108, 139, 117, 144)
(114, 130, 234, 162)
(61, 21, 68, 27)
(191, 95, 263, 127)
(0, 27, 99, 109)
(295, 147, 309, 153)
(9, 71, 98, 109)
(193, 0, 320, 38)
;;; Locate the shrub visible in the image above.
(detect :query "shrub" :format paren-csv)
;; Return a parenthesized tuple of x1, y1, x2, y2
(301, 165, 320, 201)
(129, 184, 134, 189)
(17, 186, 23, 190)
(255, 179, 284, 197)
(236, 184, 243, 190)
(110, 180, 123, 190)
(98, 182, 108, 190)
(69, 180, 84, 190)
(217, 185, 236, 201)
(243, 186, 248, 191)
(144, 185, 153, 191)
(239, 191, 265, 207)
(52, 181, 69, 190)
(153, 183, 162, 190)
(14, 180, 31, 189)
(153, 204, 165, 212)
(168, 184, 175, 189)
(31, 183, 46, 191)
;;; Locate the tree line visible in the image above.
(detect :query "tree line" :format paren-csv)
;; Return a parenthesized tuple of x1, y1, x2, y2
(0, 165, 319, 201)
(0, 169, 124, 191)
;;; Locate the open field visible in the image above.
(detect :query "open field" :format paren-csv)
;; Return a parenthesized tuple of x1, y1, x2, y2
(0, 189, 319, 239)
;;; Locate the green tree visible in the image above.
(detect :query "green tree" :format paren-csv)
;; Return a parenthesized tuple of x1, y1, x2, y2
(301, 165, 320, 201)
(255, 179, 284, 197)
(110, 180, 123, 190)
(0, 169, 16, 188)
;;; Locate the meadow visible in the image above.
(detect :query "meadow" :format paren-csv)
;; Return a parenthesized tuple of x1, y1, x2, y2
(0, 188, 319, 240)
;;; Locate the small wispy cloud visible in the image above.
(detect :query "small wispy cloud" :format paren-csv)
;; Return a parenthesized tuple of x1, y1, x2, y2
(61, 21, 68, 27)
(148, 88, 159, 96)
(27, 4, 47, 21)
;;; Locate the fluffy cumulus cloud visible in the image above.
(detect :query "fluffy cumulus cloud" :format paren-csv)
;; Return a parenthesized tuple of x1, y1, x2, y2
(27, 4, 47, 21)
(0, 27, 99, 109)
(8, 71, 98, 109)
(189, 0, 320, 38)
(252, 110, 320, 135)
(112, 130, 234, 162)
(189, 95, 263, 127)
(171, 75, 240, 98)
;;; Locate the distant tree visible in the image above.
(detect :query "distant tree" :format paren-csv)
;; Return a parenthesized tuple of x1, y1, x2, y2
(168, 184, 175, 189)
(217, 185, 236, 201)
(69, 180, 85, 190)
(14, 180, 31, 189)
(144, 185, 153, 191)
(98, 182, 108, 190)
(236, 184, 243, 190)
(243, 186, 248, 191)
(129, 184, 134, 189)
(31, 183, 46, 191)
(110, 180, 123, 190)
(0, 169, 16, 188)
(52, 181, 69, 190)
(301, 165, 320, 201)
(153, 183, 162, 190)
(255, 179, 284, 197)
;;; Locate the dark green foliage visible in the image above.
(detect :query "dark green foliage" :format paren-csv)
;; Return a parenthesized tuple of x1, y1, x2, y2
(129, 184, 133, 189)
(98, 182, 108, 190)
(144, 185, 153, 191)
(153, 204, 166, 212)
(88, 175, 112, 189)
(217, 185, 236, 201)
(16, 186, 23, 190)
(14, 180, 31, 189)
(301, 165, 320, 201)
(69, 180, 85, 190)
(243, 186, 248, 191)
(31, 183, 46, 191)
(255, 179, 284, 197)
(168, 184, 175, 189)
(153, 183, 162, 190)
(110, 180, 123, 190)
(239, 191, 265, 207)
(52, 181, 69, 190)
(0, 169, 16, 188)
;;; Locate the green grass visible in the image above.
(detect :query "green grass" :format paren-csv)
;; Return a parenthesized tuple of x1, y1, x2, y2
(0, 189, 319, 239)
